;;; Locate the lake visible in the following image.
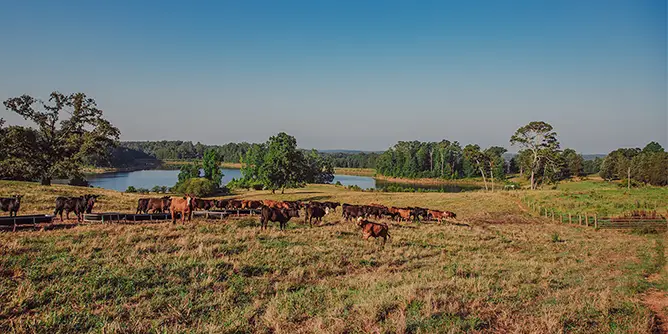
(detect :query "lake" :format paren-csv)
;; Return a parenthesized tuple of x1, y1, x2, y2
(82, 169, 478, 193)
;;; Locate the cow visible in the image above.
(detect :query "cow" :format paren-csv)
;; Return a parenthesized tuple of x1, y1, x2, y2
(357, 217, 390, 245)
(136, 198, 150, 214)
(444, 211, 457, 219)
(304, 205, 327, 226)
(241, 200, 263, 210)
(54, 195, 99, 222)
(388, 207, 411, 222)
(284, 201, 302, 210)
(262, 200, 290, 209)
(427, 209, 448, 223)
(259, 206, 300, 230)
(363, 204, 389, 219)
(146, 196, 171, 213)
(0, 195, 23, 216)
(228, 199, 244, 209)
(342, 204, 365, 221)
(322, 201, 341, 212)
(410, 207, 429, 221)
(193, 199, 215, 211)
(170, 195, 194, 224)
(215, 199, 229, 209)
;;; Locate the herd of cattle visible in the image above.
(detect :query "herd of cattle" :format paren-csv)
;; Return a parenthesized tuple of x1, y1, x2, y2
(1, 194, 457, 244)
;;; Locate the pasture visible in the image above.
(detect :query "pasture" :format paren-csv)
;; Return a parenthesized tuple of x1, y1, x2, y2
(0, 180, 666, 333)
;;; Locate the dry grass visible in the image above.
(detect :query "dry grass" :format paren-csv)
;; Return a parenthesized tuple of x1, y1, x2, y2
(0, 180, 665, 333)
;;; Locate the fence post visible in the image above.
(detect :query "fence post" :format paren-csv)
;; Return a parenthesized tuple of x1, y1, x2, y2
(585, 213, 589, 227)
(560, 213, 563, 223)
(579, 214, 582, 225)
(551, 210, 555, 222)
(569, 213, 572, 224)
(594, 214, 598, 229)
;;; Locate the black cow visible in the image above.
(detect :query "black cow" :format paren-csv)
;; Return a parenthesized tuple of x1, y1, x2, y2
(409, 207, 429, 221)
(342, 204, 365, 221)
(0, 195, 23, 216)
(305, 205, 327, 226)
(193, 199, 214, 211)
(136, 198, 150, 214)
(54, 194, 99, 222)
(322, 201, 341, 212)
(259, 206, 300, 230)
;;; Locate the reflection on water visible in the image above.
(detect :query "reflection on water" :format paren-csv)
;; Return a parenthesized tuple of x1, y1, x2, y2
(81, 169, 479, 193)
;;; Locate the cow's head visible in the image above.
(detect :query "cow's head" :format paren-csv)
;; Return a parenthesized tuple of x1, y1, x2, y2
(84, 195, 98, 213)
(13, 194, 23, 202)
(184, 194, 193, 207)
(445, 211, 456, 219)
(356, 217, 365, 227)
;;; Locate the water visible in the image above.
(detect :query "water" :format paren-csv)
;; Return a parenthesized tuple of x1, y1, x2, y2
(83, 169, 478, 193)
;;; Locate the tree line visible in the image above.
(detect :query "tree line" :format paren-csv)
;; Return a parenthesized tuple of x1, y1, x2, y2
(599, 142, 667, 187)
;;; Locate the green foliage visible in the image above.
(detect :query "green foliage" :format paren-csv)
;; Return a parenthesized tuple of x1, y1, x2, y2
(136, 188, 150, 194)
(301, 149, 335, 184)
(510, 121, 561, 189)
(376, 140, 471, 179)
(125, 186, 137, 193)
(177, 163, 201, 185)
(2, 92, 120, 185)
(202, 149, 223, 186)
(173, 178, 217, 197)
(600, 143, 666, 186)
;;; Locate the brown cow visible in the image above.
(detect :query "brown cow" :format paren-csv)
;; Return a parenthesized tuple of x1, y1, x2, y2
(356, 217, 390, 245)
(241, 200, 263, 209)
(389, 207, 411, 222)
(305, 205, 327, 226)
(170, 195, 194, 224)
(228, 199, 243, 209)
(193, 199, 215, 211)
(444, 211, 457, 219)
(147, 196, 171, 213)
(262, 200, 290, 209)
(259, 206, 300, 230)
(427, 209, 448, 223)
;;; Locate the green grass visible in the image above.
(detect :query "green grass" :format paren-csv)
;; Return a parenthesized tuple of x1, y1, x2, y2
(519, 180, 668, 217)
(0, 180, 665, 332)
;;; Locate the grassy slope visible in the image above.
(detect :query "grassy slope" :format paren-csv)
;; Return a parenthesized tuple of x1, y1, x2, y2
(0, 181, 665, 333)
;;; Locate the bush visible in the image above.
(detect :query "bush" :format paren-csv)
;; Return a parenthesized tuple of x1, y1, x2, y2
(136, 188, 150, 194)
(174, 178, 217, 197)
(126, 186, 137, 193)
(335, 181, 342, 186)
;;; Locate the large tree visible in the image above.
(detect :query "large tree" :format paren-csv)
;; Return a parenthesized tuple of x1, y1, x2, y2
(3, 92, 120, 185)
(510, 121, 560, 189)
(260, 132, 305, 193)
(463, 144, 489, 190)
(484, 146, 507, 191)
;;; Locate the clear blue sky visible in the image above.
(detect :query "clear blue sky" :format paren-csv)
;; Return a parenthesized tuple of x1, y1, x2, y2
(1, 0, 665, 153)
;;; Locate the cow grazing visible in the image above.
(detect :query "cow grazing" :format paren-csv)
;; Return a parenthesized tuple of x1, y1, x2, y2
(410, 207, 429, 221)
(445, 211, 457, 219)
(305, 205, 327, 226)
(356, 217, 390, 245)
(262, 200, 290, 210)
(241, 200, 263, 210)
(193, 199, 215, 211)
(322, 201, 340, 212)
(54, 195, 99, 222)
(427, 209, 449, 223)
(170, 195, 194, 224)
(228, 199, 244, 209)
(0, 195, 23, 217)
(259, 206, 300, 230)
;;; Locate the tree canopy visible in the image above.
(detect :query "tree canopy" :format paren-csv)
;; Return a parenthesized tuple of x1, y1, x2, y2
(2, 92, 120, 185)
(510, 121, 560, 189)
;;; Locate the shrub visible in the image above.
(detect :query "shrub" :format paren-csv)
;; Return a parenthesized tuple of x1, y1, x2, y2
(126, 186, 137, 193)
(335, 181, 342, 186)
(174, 178, 217, 197)
(136, 188, 150, 194)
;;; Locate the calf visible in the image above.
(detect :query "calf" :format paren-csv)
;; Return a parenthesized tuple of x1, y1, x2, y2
(54, 195, 99, 222)
(0, 195, 23, 217)
(259, 206, 300, 230)
(170, 195, 194, 224)
(356, 217, 390, 245)
(147, 196, 171, 213)
(305, 205, 327, 226)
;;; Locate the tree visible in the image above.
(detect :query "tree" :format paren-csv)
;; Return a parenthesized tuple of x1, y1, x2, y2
(260, 132, 305, 193)
(599, 148, 641, 189)
(3, 92, 120, 185)
(177, 163, 201, 185)
(642, 141, 664, 154)
(561, 148, 584, 179)
(510, 121, 560, 189)
(302, 150, 335, 184)
(463, 144, 489, 190)
(484, 146, 507, 191)
(202, 149, 223, 186)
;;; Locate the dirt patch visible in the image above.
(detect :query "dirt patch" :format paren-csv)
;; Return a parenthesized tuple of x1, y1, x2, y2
(644, 289, 668, 333)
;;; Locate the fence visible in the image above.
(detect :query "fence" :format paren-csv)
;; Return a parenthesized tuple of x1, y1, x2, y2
(517, 194, 667, 231)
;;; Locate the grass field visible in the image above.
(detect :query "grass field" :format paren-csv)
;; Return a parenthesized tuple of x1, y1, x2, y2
(0, 181, 666, 333)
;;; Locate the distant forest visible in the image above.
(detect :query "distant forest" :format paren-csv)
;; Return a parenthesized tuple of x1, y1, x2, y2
(112, 141, 380, 169)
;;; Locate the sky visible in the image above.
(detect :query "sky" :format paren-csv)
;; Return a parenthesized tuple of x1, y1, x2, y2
(0, 0, 666, 153)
